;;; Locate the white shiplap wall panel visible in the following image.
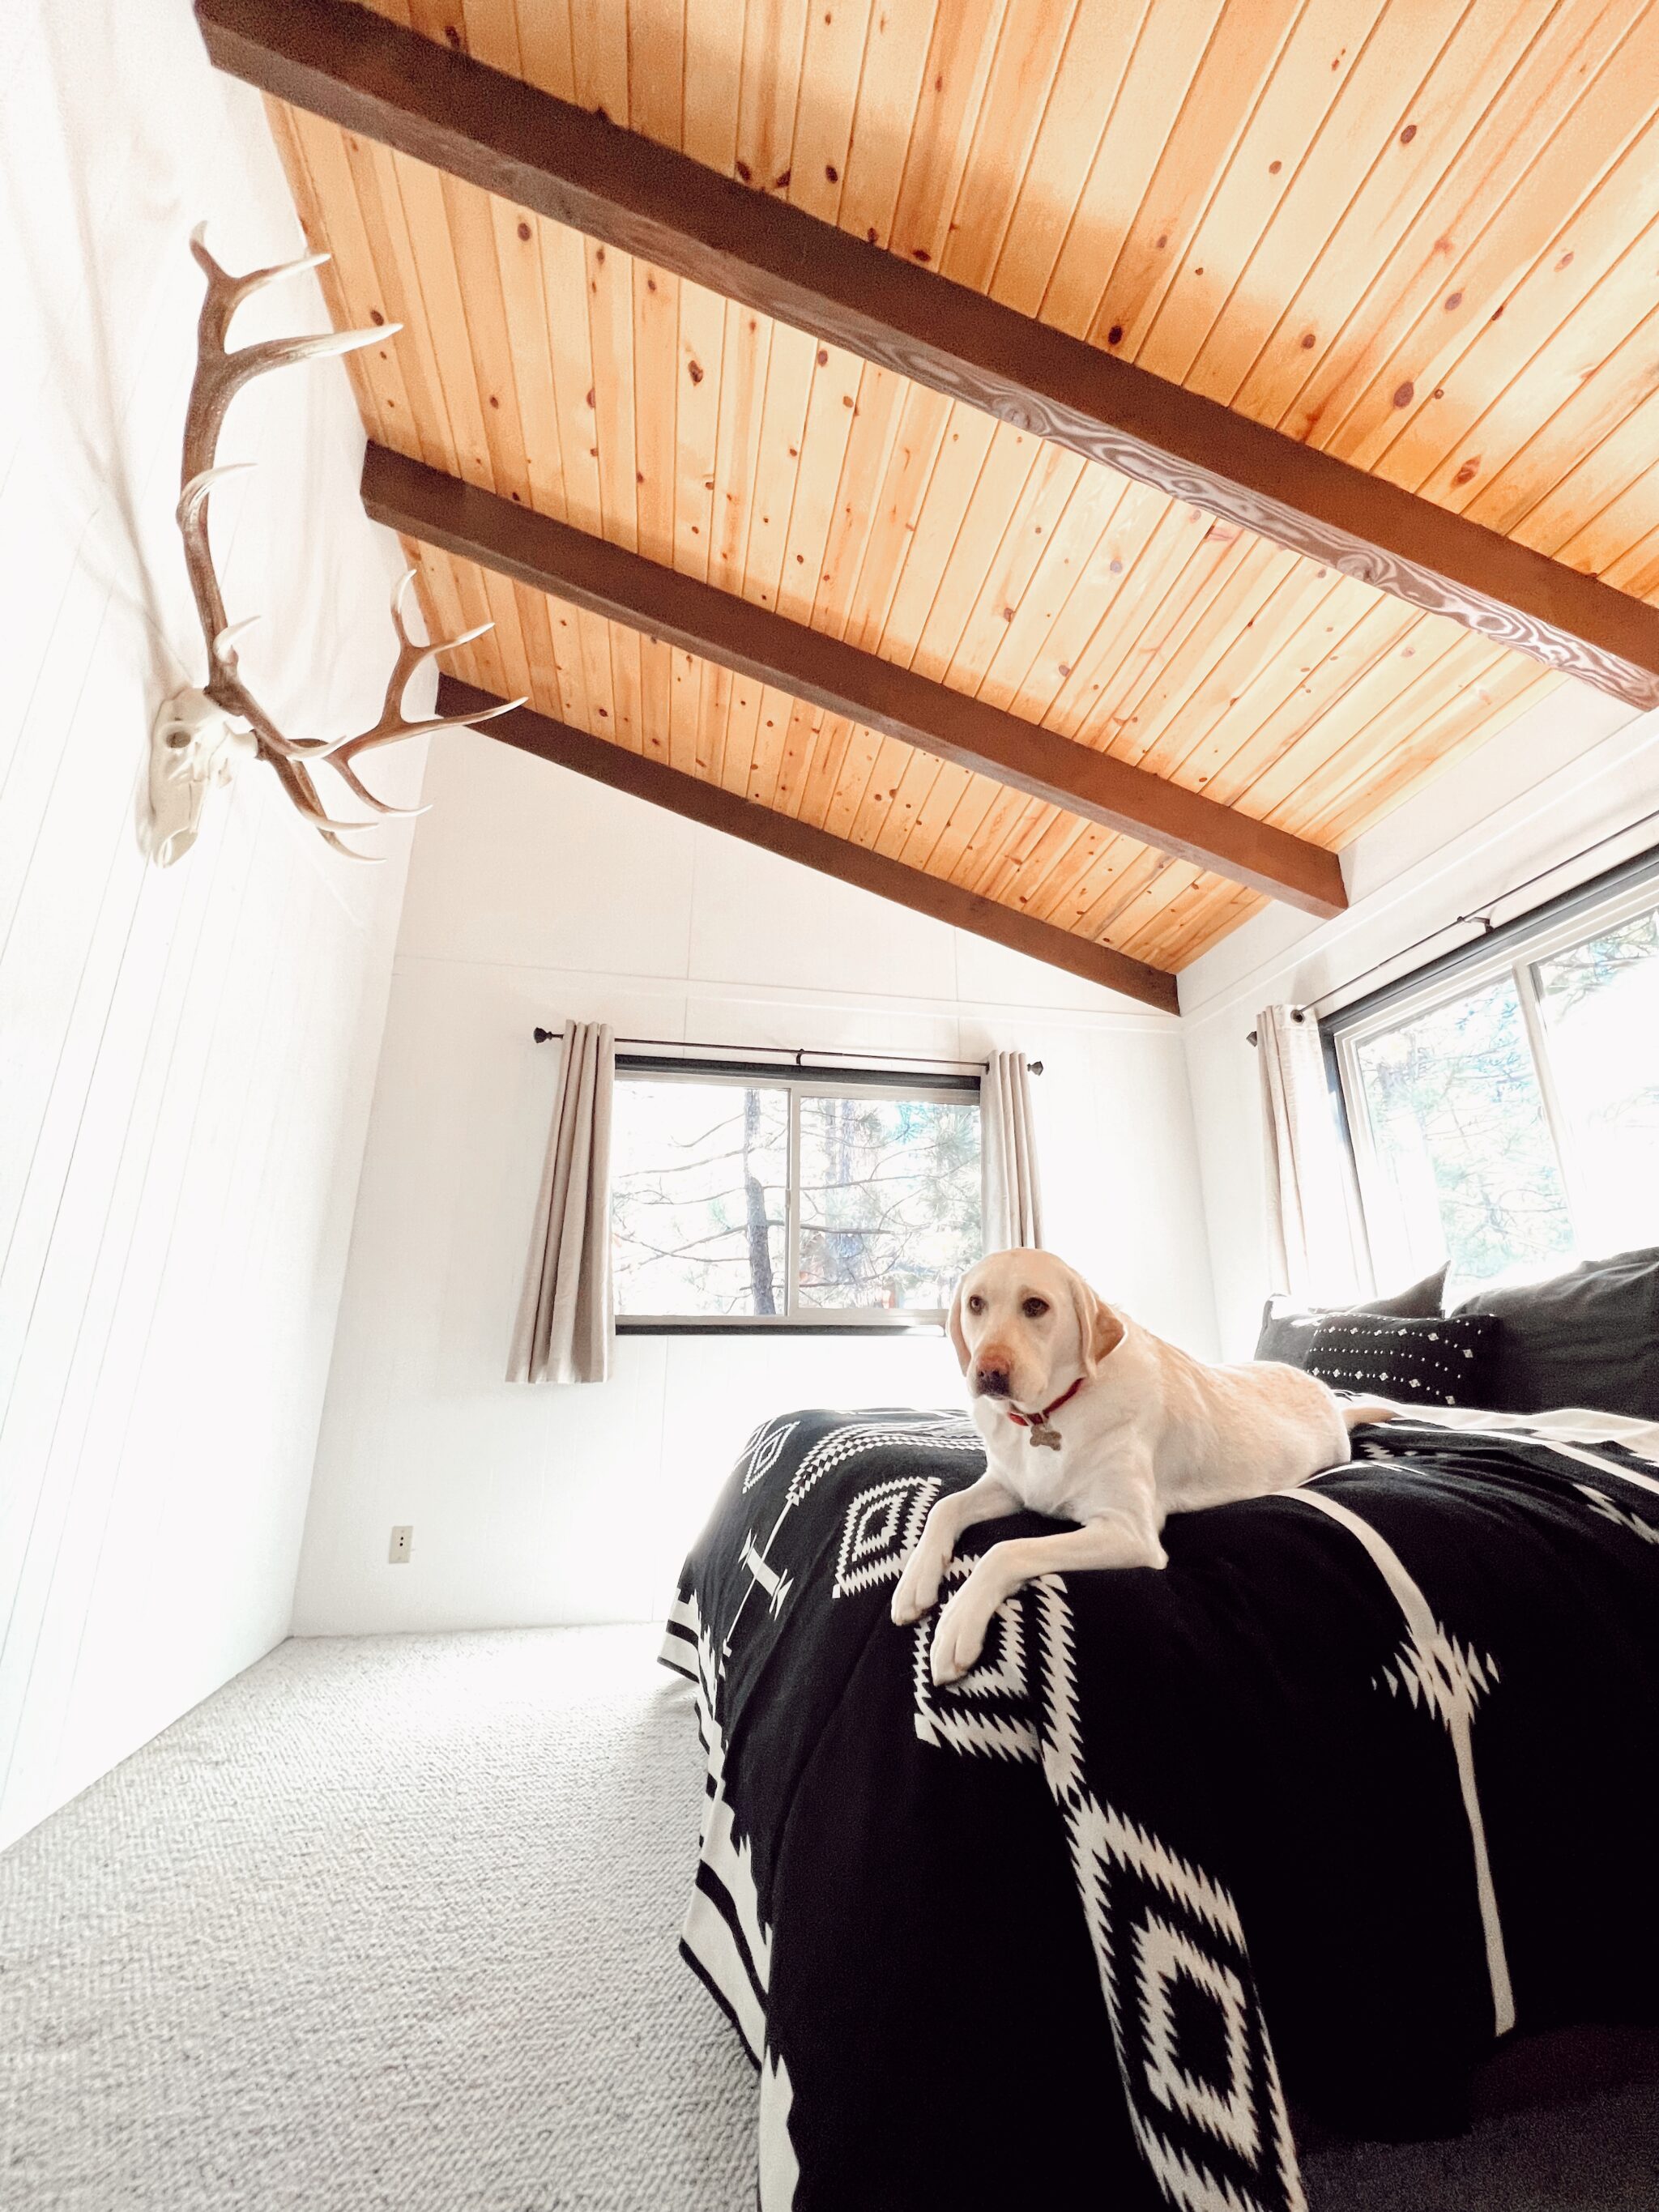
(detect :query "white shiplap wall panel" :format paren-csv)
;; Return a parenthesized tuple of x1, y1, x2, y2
(0, 0, 424, 1848)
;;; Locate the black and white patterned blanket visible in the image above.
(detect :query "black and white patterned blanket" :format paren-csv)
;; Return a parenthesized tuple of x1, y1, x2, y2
(659, 1407, 1659, 2212)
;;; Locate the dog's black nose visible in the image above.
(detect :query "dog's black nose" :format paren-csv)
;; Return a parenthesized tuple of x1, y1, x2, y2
(975, 1363, 1011, 1398)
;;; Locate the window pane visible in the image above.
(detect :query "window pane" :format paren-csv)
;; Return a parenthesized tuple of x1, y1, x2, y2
(797, 1094, 980, 1311)
(1353, 978, 1573, 1299)
(1533, 903, 1659, 1255)
(612, 1081, 787, 1315)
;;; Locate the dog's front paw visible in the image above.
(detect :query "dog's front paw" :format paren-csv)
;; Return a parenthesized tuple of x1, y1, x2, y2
(928, 1583, 993, 1686)
(890, 1546, 944, 1626)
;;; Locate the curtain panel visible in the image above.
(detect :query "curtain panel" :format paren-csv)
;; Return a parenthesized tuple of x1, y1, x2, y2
(508, 1021, 615, 1384)
(1256, 1005, 1360, 1305)
(981, 1050, 1043, 1251)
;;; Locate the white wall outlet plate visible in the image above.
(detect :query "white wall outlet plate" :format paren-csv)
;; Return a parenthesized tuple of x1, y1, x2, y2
(388, 1524, 413, 1564)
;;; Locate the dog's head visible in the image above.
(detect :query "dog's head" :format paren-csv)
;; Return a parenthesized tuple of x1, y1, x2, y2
(948, 1250, 1124, 1411)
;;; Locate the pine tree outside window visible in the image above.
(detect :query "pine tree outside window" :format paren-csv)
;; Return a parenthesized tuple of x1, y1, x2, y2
(1332, 874, 1659, 1302)
(611, 1063, 981, 1329)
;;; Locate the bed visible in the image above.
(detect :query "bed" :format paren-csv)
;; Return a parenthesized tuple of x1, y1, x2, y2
(660, 1392, 1659, 2211)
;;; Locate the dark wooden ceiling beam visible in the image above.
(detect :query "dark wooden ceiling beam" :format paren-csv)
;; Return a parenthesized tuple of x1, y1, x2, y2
(436, 679, 1182, 1012)
(201, 0, 1659, 711)
(366, 444, 1347, 917)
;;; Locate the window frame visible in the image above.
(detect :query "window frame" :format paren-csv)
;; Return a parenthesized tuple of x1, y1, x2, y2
(1325, 851, 1659, 1294)
(611, 1054, 983, 1336)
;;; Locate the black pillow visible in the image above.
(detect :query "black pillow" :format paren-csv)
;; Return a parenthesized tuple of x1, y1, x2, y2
(1255, 1264, 1448, 1366)
(1451, 1247, 1659, 1420)
(1303, 1312, 1498, 1409)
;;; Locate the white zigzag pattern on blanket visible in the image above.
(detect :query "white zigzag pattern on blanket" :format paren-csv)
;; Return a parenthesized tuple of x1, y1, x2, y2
(911, 1565, 1040, 1761)
(785, 1419, 980, 1508)
(1028, 1579, 1306, 2212)
(904, 1570, 1307, 2212)
(737, 1420, 800, 1494)
(681, 1620, 772, 2061)
(1136, 1911, 1260, 2160)
(833, 1477, 941, 1599)
(1137, 2129, 1280, 2212)
(733, 1424, 981, 1647)
(1576, 1483, 1659, 1546)
(1292, 1487, 1512, 2038)
(1375, 1630, 1500, 1724)
(1032, 1582, 1248, 1946)
(1071, 1797, 1250, 1951)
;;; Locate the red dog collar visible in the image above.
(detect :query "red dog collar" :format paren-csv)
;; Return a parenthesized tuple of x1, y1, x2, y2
(1006, 1375, 1085, 1430)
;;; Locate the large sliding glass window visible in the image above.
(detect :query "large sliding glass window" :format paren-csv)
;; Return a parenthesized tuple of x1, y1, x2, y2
(1333, 874, 1659, 1302)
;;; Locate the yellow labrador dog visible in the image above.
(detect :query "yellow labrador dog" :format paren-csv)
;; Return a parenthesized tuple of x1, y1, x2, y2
(893, 1248, 1385, 1684)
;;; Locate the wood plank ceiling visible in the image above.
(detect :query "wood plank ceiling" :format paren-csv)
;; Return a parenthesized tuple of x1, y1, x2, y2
(254, 0, 1659, 984)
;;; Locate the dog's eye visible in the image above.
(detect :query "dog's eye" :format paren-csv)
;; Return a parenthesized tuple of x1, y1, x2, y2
(966, 1294, 985, 1315)
(1022, 1297, 1049, 1319)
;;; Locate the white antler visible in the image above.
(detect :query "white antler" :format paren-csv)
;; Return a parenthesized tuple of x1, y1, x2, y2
(158, 226, 522, 863)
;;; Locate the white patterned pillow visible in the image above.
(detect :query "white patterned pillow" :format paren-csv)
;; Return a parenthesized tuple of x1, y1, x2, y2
(1304, 1312, 1498, 1408)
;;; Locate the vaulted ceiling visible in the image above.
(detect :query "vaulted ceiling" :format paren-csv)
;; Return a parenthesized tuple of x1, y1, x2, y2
(204, 0, 1659, 1008)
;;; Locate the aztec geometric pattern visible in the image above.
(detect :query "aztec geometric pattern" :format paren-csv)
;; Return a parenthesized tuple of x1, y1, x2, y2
(782, 1415, 980, 1511)
(1289, 1484, 1513, 2035)
(664, 1404, 1659, 2212)
(832, 1477, 942, 1600)
(1375, 1632, 1500, 1719)
(909, 1559, 1042, 1762)
(1576, 1481, 1659, 1547)
(663, 1605, 800, 2212)
(1030, 1577, 1307, 2212)
(918, 1570, 1306, 2212)
(737, 1419, 800, 1494)
(728, 1414, 980, 1650)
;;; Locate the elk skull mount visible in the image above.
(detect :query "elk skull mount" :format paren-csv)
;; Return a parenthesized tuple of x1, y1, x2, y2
(148, 225, 522, 867)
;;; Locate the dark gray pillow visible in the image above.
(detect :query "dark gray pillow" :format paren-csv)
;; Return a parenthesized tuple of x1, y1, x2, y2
(1255, 1264, 1448, 1367)
(1305, 1312, 1497, 1409)
(1451, 1247, 1659, 1419)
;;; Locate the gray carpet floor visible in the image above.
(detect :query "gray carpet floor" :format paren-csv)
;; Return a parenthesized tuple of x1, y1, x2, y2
(1, 1627, 1654, 2212)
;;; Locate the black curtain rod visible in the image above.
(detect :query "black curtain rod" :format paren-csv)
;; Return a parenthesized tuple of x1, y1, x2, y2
(1247, 805, 1659, 1046)
(530, 1028, 1042, 1075)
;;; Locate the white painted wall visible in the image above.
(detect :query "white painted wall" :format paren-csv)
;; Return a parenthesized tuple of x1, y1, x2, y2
(1179, 683, 1658, 1359)
(296, 731, 1219, 1634)
(0, 1, 423, 1847)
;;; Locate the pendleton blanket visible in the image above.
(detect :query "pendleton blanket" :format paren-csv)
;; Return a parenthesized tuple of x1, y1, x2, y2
(659, 1406, 1659, 2212)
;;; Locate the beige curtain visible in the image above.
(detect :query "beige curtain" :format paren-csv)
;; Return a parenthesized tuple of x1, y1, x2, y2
(508, 1021, 615, 1384)
(1256, 1005, 1359, 1305)
(981, 1050, 1043, 1251)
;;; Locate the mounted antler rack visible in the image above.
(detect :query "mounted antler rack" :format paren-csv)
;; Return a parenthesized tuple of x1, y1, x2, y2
(147, 225, 521, 866)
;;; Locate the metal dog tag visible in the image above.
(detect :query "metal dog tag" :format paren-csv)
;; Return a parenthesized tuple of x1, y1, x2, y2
(1028, 1421, 1063, 1451)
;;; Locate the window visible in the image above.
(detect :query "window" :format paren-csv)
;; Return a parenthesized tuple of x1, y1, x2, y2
(1332, 869, 1659, 1303)
(610, 1061, 982, 1328)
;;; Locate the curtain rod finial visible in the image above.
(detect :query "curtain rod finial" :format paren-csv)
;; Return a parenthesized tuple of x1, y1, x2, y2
(533, 1026, 556, 1043)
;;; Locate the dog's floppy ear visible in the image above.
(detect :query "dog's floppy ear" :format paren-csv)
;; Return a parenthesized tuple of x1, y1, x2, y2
(947, 1280, 971, 1373)
(1093, 1297, 1126, 1369)
(1070, 1269, 1125, 1376)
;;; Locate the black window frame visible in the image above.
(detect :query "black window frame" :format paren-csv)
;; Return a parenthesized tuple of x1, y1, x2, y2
(611, 1055, 983, 1336)
(1322, 843, 1659, 1295)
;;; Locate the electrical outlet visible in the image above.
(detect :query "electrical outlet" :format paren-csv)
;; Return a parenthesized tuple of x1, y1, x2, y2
(388, 1524, 413, 1565)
